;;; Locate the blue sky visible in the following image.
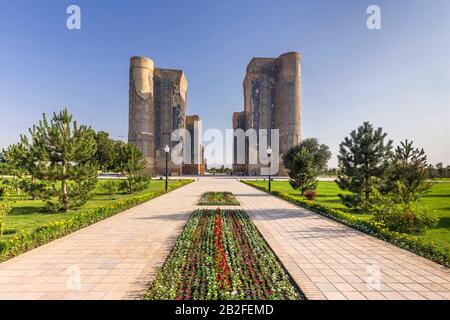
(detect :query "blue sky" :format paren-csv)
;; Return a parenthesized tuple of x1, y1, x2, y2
(0, 0, 449, 167)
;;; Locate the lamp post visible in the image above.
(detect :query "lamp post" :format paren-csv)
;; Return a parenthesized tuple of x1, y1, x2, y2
(267, 146, 272, 192)
(164, 144, 170, 192)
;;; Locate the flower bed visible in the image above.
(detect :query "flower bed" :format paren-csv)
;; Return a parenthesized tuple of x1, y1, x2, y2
(242, 180, 450, 267)
(198, 192, 240, 206)
(146, 209, 302, 300)
(0, 180, 192, 263)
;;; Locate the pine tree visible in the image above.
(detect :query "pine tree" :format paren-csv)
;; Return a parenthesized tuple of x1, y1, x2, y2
(2, 142, 45, 200)
(337, 122, 393, 210)
(286, 148, 318, 194)
(22, 109, 98, 212)
(114, 142, 147, 194)
(383, 139, 433, 203)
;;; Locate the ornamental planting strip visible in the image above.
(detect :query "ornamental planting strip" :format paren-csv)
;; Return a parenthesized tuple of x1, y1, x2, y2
(146, 209, 302, 300)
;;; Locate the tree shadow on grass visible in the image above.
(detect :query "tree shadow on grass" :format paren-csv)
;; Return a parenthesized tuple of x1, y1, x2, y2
(10, 205, 47, 216)
(435, 216, 450, 228)
(423, 194, 450, 198)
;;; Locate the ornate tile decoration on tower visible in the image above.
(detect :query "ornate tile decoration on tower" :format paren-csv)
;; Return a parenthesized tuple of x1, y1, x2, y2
(128, 56, 204, 175)
(233, 52, 302, 176)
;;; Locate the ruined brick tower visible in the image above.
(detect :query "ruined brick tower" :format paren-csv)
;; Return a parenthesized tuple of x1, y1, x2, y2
(128, 56, 203, 175)
(233, 52, 301, 176)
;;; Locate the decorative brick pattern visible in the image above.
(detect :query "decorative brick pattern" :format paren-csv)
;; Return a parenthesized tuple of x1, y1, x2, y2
(234, 52, 301, 176)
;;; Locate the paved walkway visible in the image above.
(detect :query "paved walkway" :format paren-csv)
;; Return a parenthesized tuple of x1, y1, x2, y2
(0, 182, 198, 300)
(0, 177, 448, 300)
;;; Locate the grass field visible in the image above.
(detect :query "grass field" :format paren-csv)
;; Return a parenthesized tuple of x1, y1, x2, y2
(248, 180, 450, 252)
(1, 179, 187, 240)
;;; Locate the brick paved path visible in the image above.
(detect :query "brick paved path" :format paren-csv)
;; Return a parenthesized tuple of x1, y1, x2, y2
(0, 177, 448, 300)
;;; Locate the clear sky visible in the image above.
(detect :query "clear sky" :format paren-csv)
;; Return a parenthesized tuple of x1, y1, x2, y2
(0, 0, 449, 167)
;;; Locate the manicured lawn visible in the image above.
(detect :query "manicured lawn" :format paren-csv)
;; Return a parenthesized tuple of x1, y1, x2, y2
(249, 180, 351, 210)
(248, 180, 450, 252)
(1, 180, 188, 240)
(146, 209, 301, 300)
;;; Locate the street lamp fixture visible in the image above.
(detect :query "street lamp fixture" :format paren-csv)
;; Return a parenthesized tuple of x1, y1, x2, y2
(267, 146, 272, 192)
(164, 144, 170, 192)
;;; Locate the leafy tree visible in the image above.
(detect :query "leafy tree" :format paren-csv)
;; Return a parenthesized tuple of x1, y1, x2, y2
(114, 142, 147, 194)
(436, 162, 445, 177)
(383, 140, 433, 204)
(22, 109, 98, 212)
(426, 163, 450, 179)
(0, 199, 12, 236)
(95, 131, 115, 172)
(111, 140, 126, 170)
(283, 138, 331, 195)
(0, 179, 10, 198)
(336, 122, 393, 210)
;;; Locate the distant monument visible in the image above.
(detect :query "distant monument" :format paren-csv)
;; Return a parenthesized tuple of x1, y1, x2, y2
(232, 52, 302, 176)
(128, 56, 205, 175)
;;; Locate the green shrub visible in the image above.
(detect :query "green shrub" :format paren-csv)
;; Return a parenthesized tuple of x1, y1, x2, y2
(371, 188, 437, 233)
(0, 200, 12, 236)
(373, 202, 437, 234)
(120, 175, 151, 194)
(132, 175, 151, 193)
(304, 190, 317, 201)
(0, 179, 12, 198)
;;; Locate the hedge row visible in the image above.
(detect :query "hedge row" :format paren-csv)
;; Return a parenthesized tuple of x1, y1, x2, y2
(0, 180, 193, 263)
(242, 181, 449, 267)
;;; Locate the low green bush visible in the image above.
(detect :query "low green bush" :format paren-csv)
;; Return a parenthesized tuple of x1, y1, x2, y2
(0, 180, 192, 263)
(242, 180, 449, 267)
(0, 200, 12, 236)
(370, 183, 438, 234)
(371, 193, 438, 234)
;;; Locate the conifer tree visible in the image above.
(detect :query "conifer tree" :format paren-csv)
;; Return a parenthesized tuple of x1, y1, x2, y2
(22, 109, 98, 212)
(383, 139, 433, 203)
(114, 142, 147, 194)
(337, 122, 393, 209)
